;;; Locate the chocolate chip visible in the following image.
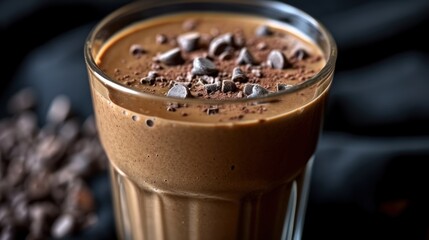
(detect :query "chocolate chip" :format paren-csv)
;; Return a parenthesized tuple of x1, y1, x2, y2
(156, 34, 168, 44)
(204, 83, 220, 93)
(177, 32, 200, 52)
(208, 33, 234, 57)
(267, 50, 290, 69)
(191, 57, 218, 76)
(46, 95, 71, 124)
(243, 83, 256, 95)
(51, 214, 75, 238)
(248, 84, 269, 98)
(219, 50, 234, 61)
(157, 48, 184, 66)
(236, 48, 257, 65)
(231, 67, 248, 83)
(251, 69, 263, 78)
(234, 35, 246, 48)
(206, 106, 219, 115)
(294, 48, 310, 60)
(166, 84, 191, 98)
(129, 44, 146, 57)
(221, 80, 237, 93)
(140, 71, 158, 85)
(256, 42, 268, 50)
(255, 25, 273, 36)
(198, 75, 215, 85)
(277, 84, 293, 91)
(183, 19, 197, 31)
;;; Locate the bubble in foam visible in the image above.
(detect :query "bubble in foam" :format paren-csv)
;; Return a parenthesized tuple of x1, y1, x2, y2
(131, 115, 140, 121)
(146, 119, 154, 127)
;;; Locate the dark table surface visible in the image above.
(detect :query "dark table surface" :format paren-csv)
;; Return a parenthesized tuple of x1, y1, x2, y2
(1, 0, 429, 239)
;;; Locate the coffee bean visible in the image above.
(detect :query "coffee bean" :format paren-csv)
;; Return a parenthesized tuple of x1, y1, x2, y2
(236, 48, 257, 65)
(129, 44, 146, 57)
(1, 89, 108, 239)
(15, 111, 37, 138)
(0, 206, 11, 226)
(248, 84, 269, 98)
(6, 161, 25, 186)
(208, 33, 234, 57)
(58, 119, 79, 143)
(255, 25, 273, 36)
(267, 50, 290, 69)
(231, 67, 248, 83)
(166, 84, 191, 99)
(294, 48, 310, 61)
(36, 135, 65, 168)
(156, 34, 168, 44)
(26, 171, 51, 200)
(46, 95, 71, 124)
(63, 153, 93, 178)
(221, 80, 237, 93)
(51, 214, 75, 238)
(7, 88, 36, 114)
(177, 32, 200, 52)
(0, 224, 14, 240)
(277, 84, 293, 91)
(204, 83, 220, 93)
(13, 201, 29, 226)
(157, 48, 184, 66)
(191, 57, 218, 76)
(66, 181, 94, 214)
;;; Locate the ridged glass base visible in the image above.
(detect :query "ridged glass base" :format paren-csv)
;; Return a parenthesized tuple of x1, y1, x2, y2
(109, 156, 314, 240)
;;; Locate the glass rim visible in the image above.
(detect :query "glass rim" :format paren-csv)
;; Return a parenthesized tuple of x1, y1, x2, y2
(84, 0, 337, 105)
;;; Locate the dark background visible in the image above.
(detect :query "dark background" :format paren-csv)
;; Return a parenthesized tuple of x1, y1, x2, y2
(1, 0, 429, 239)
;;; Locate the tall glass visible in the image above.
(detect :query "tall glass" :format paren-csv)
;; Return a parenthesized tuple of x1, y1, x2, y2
(84, 1, 336, 239)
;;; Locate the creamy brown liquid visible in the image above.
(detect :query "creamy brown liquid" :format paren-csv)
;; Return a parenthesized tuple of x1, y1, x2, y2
(91, 13, 330, 240)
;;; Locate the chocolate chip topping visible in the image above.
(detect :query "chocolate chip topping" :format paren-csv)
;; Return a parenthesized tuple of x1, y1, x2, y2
(221, 80, 237, 93)
(204, 83, 220, 93)
(129, 44, 146, 57)
(191, 57, 219, 76)
(243, 83, 256, 96)
(166, 84, 191, 98)
(156, 34, 168, 44)
(182, 19, 198, 31)
(231, 67, 248, 83)
(140, 71, 158, 85)
(236, 48, 257, 65)
(277, 84, 293, 91)
(157, 48, 184, 66)
(255, 25, 273, 36)
(293, 48, 310, 61)
(99, 15, 325, 117)
(248, 84, 269, 98)
(267, 50, 290, 69)
(208, 33, 235, 57)
(177, 32, 200, 52)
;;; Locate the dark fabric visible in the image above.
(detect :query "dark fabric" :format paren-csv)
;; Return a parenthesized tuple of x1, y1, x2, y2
(1, 0, 428, 239)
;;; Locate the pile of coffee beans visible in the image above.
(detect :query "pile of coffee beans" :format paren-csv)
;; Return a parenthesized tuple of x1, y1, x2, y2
(0, 88, 108, 239)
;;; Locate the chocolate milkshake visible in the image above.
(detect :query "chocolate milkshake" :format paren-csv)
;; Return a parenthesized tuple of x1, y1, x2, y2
(85, 1, 336, 240)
